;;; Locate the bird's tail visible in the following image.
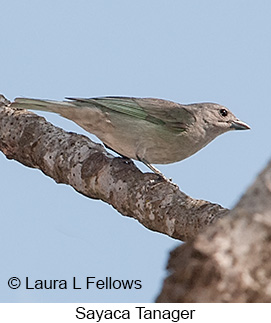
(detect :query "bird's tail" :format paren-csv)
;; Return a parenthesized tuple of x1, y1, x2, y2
(11, 98, 74, 114)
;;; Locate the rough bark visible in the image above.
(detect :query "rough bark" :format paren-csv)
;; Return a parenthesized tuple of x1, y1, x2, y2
(0, 95, 228, 242)
(156, 159, 271, 302)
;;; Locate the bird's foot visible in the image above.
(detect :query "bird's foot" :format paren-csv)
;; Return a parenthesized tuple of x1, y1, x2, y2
(136, 155, 179, 186)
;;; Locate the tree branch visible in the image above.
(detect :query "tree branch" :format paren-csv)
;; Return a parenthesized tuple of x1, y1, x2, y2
(0, 95, 229, 241)
(157, 158, 271, 302)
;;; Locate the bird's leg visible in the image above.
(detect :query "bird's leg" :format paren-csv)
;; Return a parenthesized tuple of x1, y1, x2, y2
(103, 143, 173, 183)
(136, 155, 171, 182)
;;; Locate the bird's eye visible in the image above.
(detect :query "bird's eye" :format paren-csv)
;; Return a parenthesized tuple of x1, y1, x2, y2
(219, 109, 228, 117)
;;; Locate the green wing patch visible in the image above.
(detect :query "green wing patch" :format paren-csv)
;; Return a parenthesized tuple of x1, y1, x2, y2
(67, 97, 195, 132)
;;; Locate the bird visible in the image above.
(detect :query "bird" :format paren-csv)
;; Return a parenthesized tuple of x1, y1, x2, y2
(11, 96, 250, 179)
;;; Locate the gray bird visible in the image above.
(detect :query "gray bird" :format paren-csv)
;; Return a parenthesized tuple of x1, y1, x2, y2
(12, 97, 250, 178)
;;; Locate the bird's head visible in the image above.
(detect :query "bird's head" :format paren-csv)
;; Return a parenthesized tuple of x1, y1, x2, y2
(190, 103, 250, 135)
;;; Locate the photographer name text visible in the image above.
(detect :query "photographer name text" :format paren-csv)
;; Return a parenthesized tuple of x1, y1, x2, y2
(8, 277, 142, 290)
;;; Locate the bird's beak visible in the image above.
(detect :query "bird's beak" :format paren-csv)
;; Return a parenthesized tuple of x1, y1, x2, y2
(230, 120, 250, 130)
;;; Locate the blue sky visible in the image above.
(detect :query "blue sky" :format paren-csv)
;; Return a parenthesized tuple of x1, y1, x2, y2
(0, 0, 270, 302)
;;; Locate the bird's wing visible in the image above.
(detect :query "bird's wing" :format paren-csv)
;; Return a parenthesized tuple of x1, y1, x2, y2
(67, 97, 195, 132)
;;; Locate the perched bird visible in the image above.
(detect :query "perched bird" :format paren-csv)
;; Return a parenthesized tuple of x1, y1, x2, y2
(12, 97, 250, 178)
